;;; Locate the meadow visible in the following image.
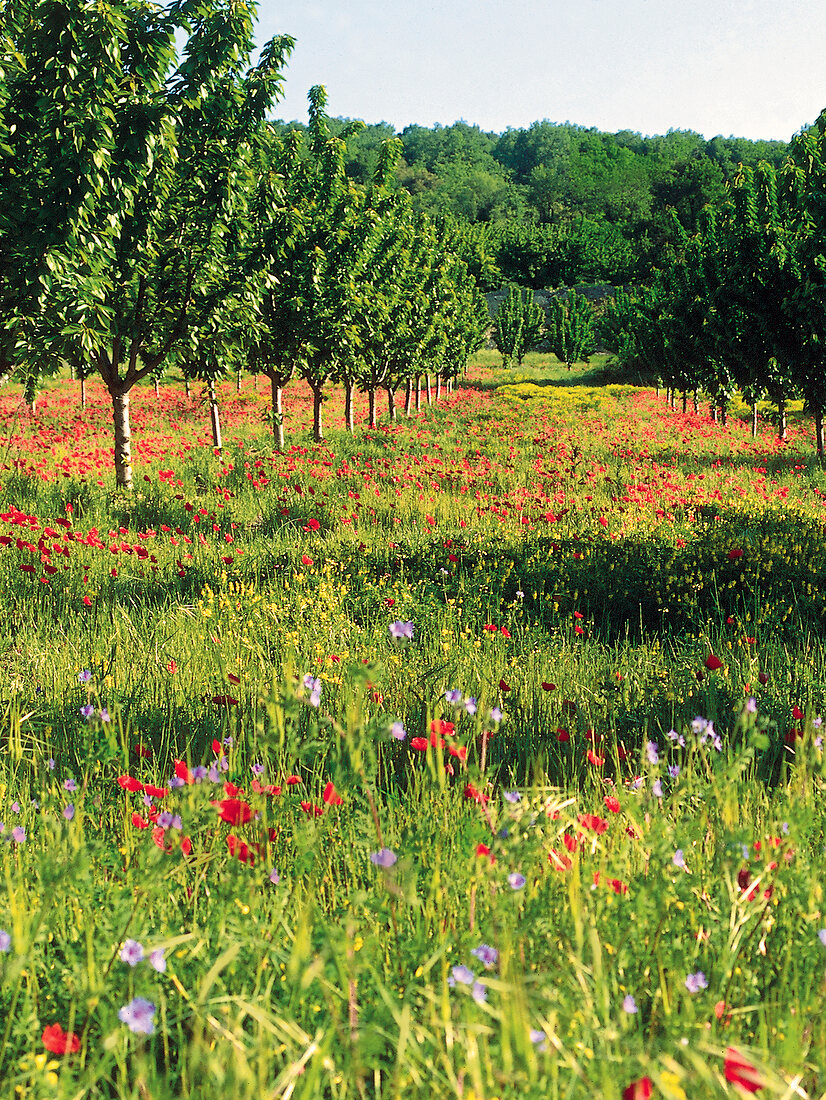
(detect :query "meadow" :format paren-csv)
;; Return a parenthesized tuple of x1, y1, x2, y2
(1, 353, 826, 1099)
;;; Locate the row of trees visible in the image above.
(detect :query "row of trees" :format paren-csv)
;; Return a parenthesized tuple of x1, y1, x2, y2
(493, 287, 596, 370)
(601, 109, 826, 454)
(0, 0, 487, 487)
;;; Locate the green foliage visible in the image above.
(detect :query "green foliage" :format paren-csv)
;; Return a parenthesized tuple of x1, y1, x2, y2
(545, 291, 596, 369)
(493, 287, 545, 367)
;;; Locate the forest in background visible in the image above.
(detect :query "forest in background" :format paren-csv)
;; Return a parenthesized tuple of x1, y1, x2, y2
(272, 115, 791, 288)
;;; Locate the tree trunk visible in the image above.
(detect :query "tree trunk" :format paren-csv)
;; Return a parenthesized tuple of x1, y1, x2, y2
(208, 378, 222, 455)
(112, 390, 133, 490)
(154, 377, 160, 398)
(185, 377, 191, 398)
(692, 391, 699, 414)
(778, 398, 787, 441)
(368, 387, 377, 429)
(344, 380, 354, 433)
(236, 370, 241, 393)
(720, 405, 728, 427)
(415, 375, 421, 412)
(271, 375, 284, 450)
(816, 404, 824, 459)
(387, 385, 397, 421)
(435, 374, 441, 402)
(425, 374, 432, 405)
(681, 391, 687, 414)
(80, 377, 86, 409)
(404, 380, 412, 417)
(711, 403, 718, 423)
(312, 385, 324, 443)
(751, 402, 759, 438)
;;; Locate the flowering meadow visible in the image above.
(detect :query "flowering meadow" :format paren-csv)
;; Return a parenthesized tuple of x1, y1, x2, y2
(2, 355, 826, 1099)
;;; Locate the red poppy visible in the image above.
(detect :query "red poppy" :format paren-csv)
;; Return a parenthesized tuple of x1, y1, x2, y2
(323, 781, 343, 805)
(792, 705, 804, 720)
(215, 798, 253, 825)
(556, 728, 570, 742)
(724, 1048, 763, 1092)
(587, 749, 605, 766)
(223, 781, 244, 797)
(483, 624, 498, 633)
(166, 659, 178, 674)
(604, 795, 621, 813)
(116, 775, 143, 793)
(541, 682, 556, 691)
(500, 627, 512, 639)
(42, 1023, 81, 1055)
(728, 547, 744, 559)
(475, 842, 494, 862)
(227, 834, 256, 864)
(285, 775, 302, 786)
(174, 759, 193, 784)
(181, 836, 192, 856)
(758, 671, 769, 685)
(131, 812, 150, 829)
(498, 679, 511, 692)
(410, 737, 428, 751)
(142, 784, 168, 799)
(464, 783, 489, 805)
(210, 695, 237, 707)
(548, 848, 572, 871)
(577, 813, 608, 834)
(448, 743, 468, 761)
(563, 832, 578, 853)
(622, 1078, 652, 1100)
(430, 719, 455, 737)
(705, 654, 723, 671)
(299, 800, 324, 817)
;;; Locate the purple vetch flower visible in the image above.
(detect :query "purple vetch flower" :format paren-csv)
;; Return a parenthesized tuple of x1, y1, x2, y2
(302, 674, 322, 707)
(63, 804, 75, 821)
(192, 765, 208, 782)
(646, 741, 659, 765)
(47, 758, 55, 771)
(490, 706, 502, 724)
(672, 849, 686, 868)
(156, 812, 174, 830)
(818, 929, 826, 947)
(119, 939, 144, 967)
(389, 620, 414, 641)
(444, 689, 463, 706)
(471, 944, 498, 969)
(80, 704, 94, 719)
(529, 1028, 547, 1045)
(464, 696, 478, 716)
(251, 763, 265, 775)
(149, 948, 166, 973)
(668, 765, 680, 779)
(11, 826, 25, 844)
(78, 670, 92, 684)
(369, 848, 397, 868)
(63, 778, 77, 793)
(745, 697, 757, 714)
(170, 775, 185, 789)
(471, 981, 487, 1003)
(118, 997, 156, 1035)
(390, 721, 406, 740)
(99, 708, 110, 723)
(652, 779, 663, 799)
(0, 930, 10, 952)
(622, 994, 638, 1014)
(449, 964, 475, 987)
(685, 971, 708, 994)
(507, 872, 526, 890)
(269, 868, 280, 885)
(503, 790, 521, 803)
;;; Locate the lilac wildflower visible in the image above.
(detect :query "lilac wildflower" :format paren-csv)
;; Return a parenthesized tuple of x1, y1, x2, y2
(622, 994, 638, 1014)
(251, 763, 265, 775)
(63, 778, 77, 793)
(120, 940, 144, 967)
(471, 981, 487, 1003)
(646, 741, 659, 765)
(449, 965, 475, 987)
(503, 790, 521, 803)
(11, 826, 25, 844)
(63, 804, 75, 821)
(149, 949, 166, 974)
(652, 779, 663, 798)
(80, 704, 94, 719)
(471, 944, 498, 969)
(192, 765, 208, 782)
(507, 872, 526, 890)
(118, 998, 156, 1035)
(78, 670, 92, 684)
(685, 971, 708, 993)
(269, 868, 280, 885)
(490, 706, 502, 723)
(370, 848, 397, 868)
(672, 849, 686, 868)
(668, 765, 680, 779)
(0, 930, 10, 951)
(819, 929, 826, 947)
(47, 758, 55, 771)
(388, 621, 414, 640)
(390, 721, 406, 740)
(444, 689, 463, 706)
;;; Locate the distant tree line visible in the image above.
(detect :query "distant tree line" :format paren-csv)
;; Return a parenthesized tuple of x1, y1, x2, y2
(272, 116, 790, 289)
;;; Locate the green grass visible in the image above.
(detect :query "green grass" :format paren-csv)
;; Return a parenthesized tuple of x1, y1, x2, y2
(0, 358, 825, 1097)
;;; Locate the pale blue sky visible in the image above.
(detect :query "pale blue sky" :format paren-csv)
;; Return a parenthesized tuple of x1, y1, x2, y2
(254, 0, 826, 140)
